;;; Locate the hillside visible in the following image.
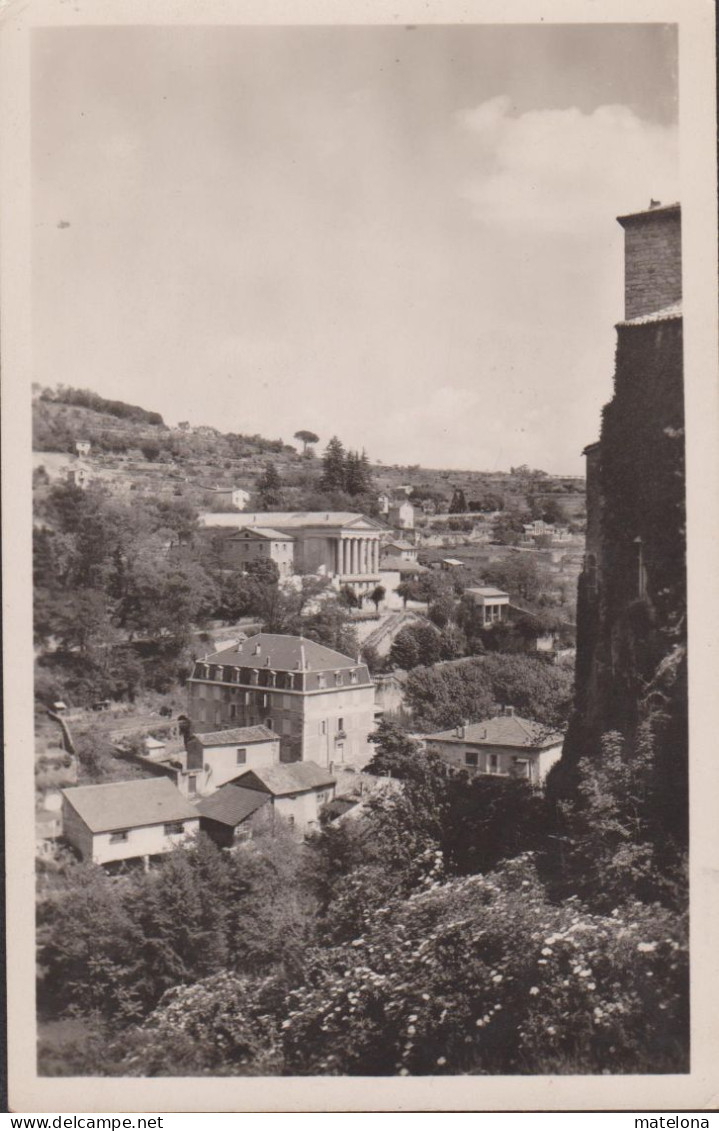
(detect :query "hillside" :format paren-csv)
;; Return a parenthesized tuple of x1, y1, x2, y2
(32, 385, 585, 521)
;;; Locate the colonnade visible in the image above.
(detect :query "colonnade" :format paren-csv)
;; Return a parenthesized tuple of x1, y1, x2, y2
(335, 536, 380, 576)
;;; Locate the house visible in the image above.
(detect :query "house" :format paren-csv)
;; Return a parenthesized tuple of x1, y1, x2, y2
(175, 724, 280, 797)
(387, 500, 415, 531)
(383, 540, 418, 562)
(66, 461, 92, 489)
(377, 492, 391, 515)
(221, 527, 296, 578)
(75, 440, 91, 457)
(203, 485, 251, 510)
(231, 761, 337, 832)
(441, 558, 464, 571)
(199, 511, 385, 599)
(424, 708, 564, 787)
(61, 778, 200, 866)
(187, 633, 376, 765)
(464, 586, 510, 625)
(196, 784, 271, 847)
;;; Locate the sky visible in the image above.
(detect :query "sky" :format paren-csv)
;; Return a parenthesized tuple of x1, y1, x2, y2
(32, 23, 679, 473)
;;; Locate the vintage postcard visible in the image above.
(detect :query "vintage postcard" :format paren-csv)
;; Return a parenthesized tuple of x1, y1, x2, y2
(2, 0, 718, 1113)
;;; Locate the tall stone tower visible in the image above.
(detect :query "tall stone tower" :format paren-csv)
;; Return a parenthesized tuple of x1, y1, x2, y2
(552, 202, 687, 850)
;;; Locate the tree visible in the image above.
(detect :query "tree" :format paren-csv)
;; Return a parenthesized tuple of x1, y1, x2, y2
(294, 430, 319, 455)
(321, 437, 346, 493)
(403, 654, 573, 733)
(388, 622, 442, 671)
(449, 487, 468, 514)
(255, 462, 283, 509)
(369, 584, 386, 612)
(395, 580, 419, 609)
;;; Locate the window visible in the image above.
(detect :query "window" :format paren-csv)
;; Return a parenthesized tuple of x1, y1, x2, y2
(188, 777, 197, 794)
(229, 704, 237, 719)
(265, 718, 273, 730)
(164, 821, 185, 836)
(488, 754, 499, 774)
(236, 748, 247, 765)
(465, 750, 478, 768)
(213, 686, 221, 701)
(261, 693, 269, 709)
(109, 829, 129, 844)
(335, 672, 343, 686)
(318, 674, 327, 689)
(316, 791, 328, 804)
(350, 670, 359, 684)
(321, 720, 327, 735)
(337, 717, 344, 732)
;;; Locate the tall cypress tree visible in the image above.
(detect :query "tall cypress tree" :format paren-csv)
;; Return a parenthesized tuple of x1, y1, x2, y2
(321, 436, 346, 492)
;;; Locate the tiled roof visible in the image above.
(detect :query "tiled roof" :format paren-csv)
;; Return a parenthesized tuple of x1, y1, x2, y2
(234, 760, 336, 796)
(425, 714, 564, 750)
(62, 778, 197, 834)
(190, 726, 279, 746)
(196, 785, 270, 826)
(380, 556, 427, 574)
(202, 633, 363, 672)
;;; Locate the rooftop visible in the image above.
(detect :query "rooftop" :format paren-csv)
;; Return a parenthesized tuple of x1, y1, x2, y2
(425, 714, 564, 750)
(199, 511, 384, 530)
(189, 726, 278, 747)
(234, 760, 336, 796)
(379, 555, 428, 574)
(465, 586, 509, 599)
(616, 201, 680, 226)
(228, 527, 295, 541)
(617, 301, 682, 328)
(62, 778, 197, 834)
(199, 632, 366, 673)
(196, 784, 270, 826)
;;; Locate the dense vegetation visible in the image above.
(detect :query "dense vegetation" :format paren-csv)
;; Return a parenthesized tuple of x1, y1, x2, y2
(37, 722, 688, 1077)
(33, 481, 359, 708)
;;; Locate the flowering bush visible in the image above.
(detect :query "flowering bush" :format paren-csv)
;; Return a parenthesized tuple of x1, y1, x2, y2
(116, 972, 283, 1076)
(280, 855, 688, 1076)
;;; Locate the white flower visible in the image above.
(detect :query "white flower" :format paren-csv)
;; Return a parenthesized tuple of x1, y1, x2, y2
(637, 941, 657, 953)
(541, 948, 553, 957)
(492, 974, 503, 983)
(436, 1056, 447, 1066)
(529, 986, 539, 996)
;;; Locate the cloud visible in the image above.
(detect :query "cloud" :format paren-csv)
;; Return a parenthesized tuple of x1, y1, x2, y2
(458, 98, 679, 236)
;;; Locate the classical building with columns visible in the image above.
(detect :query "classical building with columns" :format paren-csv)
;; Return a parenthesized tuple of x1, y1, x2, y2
(199, 511, 385, 597)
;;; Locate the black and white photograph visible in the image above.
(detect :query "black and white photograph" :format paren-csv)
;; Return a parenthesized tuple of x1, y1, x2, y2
(2, 0, 718, 1113)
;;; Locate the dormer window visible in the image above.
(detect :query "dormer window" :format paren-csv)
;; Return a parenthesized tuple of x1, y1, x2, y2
(350, 669, 359, 684)
(250, 670, 259, 686)
(318, 673, 327, 689)
(334, 672, 343, 687)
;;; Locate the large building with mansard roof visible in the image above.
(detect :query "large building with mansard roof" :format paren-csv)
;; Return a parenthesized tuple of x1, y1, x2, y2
(186, 632, 376, 767)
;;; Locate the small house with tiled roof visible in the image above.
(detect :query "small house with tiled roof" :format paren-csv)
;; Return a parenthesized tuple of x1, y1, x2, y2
(61, 778, 199, 866)
(424, 707, 564, 787)
(220, 526, 295, 578)
(196, 784, 272, 847)
(181, 725, 280, 797)
(231, 760, 337, 832)
(187, 633, 375, 766)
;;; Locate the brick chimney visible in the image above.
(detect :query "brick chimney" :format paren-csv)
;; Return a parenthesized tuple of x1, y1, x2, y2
(617, 202, 681, 320)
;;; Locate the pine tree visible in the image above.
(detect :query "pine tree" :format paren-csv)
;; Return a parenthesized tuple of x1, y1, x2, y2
(321, 436, 346, 492)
